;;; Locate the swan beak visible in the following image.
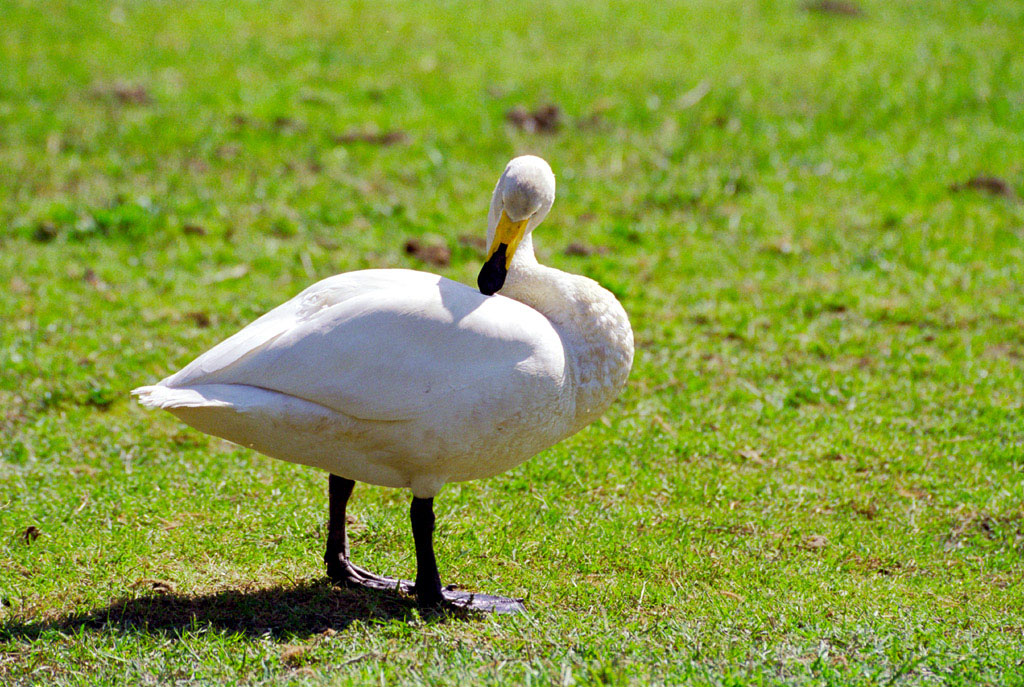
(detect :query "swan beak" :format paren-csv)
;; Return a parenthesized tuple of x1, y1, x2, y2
(478, 211, 529, 296)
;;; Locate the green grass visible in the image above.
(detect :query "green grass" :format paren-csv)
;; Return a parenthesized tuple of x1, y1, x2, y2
(2, 0, 1024, 683)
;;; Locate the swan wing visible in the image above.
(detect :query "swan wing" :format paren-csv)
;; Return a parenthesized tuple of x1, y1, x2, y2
(160, 273, 566, 423)
(162, 269, 443, 389)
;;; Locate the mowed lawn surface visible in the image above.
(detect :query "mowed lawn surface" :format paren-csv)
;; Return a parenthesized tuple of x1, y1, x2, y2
(2, 0, 1023, 684)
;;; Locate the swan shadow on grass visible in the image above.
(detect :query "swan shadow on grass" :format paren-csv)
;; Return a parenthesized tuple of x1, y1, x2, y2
(1, 577, 475, 641)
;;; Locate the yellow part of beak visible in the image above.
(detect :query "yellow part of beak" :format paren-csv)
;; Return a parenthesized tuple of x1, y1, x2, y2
(485, 210, 530, 269)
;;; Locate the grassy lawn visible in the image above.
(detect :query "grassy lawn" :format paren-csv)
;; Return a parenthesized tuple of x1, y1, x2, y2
(2, 0, 1023, 683)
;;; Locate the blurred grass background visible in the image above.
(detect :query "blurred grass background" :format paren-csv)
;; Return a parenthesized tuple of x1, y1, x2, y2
(2, 0, 1023, 684)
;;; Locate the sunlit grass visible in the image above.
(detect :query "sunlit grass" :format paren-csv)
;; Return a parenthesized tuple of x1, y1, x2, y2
(2, 0, 1023, 684)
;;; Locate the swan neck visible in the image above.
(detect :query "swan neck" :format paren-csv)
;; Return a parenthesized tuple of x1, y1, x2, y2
(500, 238, 634, 430)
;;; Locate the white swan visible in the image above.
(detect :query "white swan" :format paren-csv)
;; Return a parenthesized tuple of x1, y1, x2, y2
(133, 156, 633, 612)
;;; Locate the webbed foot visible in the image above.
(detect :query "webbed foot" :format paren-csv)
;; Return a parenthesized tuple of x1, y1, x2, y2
(415, 583, 525, 614)
(327, 557, 413, 594)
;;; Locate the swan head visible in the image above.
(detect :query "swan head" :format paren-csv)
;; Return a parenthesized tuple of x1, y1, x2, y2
(478, 155, 556, 295)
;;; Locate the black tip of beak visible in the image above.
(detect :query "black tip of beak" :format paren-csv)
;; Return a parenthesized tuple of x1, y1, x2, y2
(477, 244, 508, 296)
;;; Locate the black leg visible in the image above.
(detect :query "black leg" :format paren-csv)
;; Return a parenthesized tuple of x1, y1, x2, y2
(325, 474, 411, 592)
(410, 497, 443, 606)
(409, 495, 526, 614)
(325, 474, 355, 566)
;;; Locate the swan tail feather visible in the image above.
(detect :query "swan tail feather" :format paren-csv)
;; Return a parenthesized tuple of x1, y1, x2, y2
(131, 384, 231, 410)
